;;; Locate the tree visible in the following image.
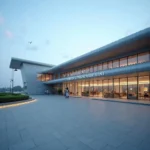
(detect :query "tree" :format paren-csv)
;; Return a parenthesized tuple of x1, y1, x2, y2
(13, 86, 23, 92)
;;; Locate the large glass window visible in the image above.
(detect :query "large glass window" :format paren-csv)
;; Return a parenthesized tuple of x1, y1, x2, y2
(114, 79, 120, 98)
(86, 67, 90, 73)
(81, 80, 85, 95)
(93, 79, 98, 96)
(113, 60, 119, 68)
(69, 82, 73, 95)
(90, 66, 94, 73)
(128, 77, 137, 99)
(120, 57, 127, 67)
(97, 80, 103, 97)
(45, 74, 52, 81)
(138, 76, 149, 100)
(120, 78, 127, 99)
(98, 64, 102, 71)
(108, 61, 113, 69)
(89, 79, 94, 96)
(77, 81, 82, 96)
(84, 80, 89, 96)
(128, 55, 137, 65)
(41, 74, 46, 81)
(103, 80, 108, 97)
(78, 70, 81, 75)
(37, 74, 42, 81)
(74, 82, 78, 96)
(108, 80, 113, 98)
(82, 68, 86, 74)
(138, 52, 149, 63)
(94, 65, 98, 72)
(103, 62, 107, 70)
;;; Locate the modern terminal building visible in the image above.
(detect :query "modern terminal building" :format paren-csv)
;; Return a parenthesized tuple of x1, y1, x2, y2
(10, 28, 150, 100)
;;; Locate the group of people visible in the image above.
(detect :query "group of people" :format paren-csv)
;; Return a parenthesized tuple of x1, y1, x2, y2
(64, 87, 69, 98)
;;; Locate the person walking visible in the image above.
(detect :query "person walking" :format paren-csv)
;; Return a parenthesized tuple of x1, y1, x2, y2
(65, 87, 69, 98)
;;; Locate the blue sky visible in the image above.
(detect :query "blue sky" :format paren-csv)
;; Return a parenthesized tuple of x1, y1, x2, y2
(0, 0, 150, 87)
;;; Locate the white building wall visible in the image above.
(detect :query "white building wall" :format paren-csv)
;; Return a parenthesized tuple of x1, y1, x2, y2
(21, 63, 52, 95)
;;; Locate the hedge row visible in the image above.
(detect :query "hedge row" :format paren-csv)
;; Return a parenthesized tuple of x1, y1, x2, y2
(0, 94, 29, 103)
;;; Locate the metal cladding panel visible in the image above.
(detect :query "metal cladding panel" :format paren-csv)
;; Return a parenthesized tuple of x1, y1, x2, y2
(21, 63, 52, 95)
(10, 57, 54, 69)
(44, 62, 150, 84)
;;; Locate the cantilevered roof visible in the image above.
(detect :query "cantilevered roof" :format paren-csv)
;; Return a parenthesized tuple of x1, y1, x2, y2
(41, 27, 150, 73)
(10, 57, 54, 69)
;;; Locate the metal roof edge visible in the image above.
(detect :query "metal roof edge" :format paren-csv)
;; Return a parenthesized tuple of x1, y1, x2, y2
(43, 27, 150, 73)
(10, 57, 55, 69)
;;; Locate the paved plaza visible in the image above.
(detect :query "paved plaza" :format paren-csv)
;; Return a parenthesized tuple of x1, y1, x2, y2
(0, 96, 150, 150)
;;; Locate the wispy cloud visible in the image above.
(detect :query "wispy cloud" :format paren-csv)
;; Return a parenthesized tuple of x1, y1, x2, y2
(5, 30, 13, 38)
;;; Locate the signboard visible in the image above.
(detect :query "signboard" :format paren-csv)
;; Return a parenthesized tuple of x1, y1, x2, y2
(67, 71, 105, 81)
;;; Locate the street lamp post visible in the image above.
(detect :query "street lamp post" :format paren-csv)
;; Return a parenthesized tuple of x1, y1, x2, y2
(23, 82, 27, 94)
(11, 69, 17, 94)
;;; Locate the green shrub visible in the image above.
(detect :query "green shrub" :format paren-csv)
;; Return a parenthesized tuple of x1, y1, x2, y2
(57, 89, 62, 95)
(0, 94, 29, 103)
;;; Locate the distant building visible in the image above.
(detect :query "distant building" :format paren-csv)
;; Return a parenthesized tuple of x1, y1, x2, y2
(10, 28, 150, 100)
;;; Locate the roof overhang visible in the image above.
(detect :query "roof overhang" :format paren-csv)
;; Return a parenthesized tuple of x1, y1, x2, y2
(43, 27, 150, 73)
(10, 57, 54, 69)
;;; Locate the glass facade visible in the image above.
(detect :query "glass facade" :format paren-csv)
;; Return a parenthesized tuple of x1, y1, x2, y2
(120, 57, 127, 67)
(138, 52, 149, 63)
(40, 51, 150, 101)
(128, 55, 137, 65)
(120, 78, 127, 99)
(103, 62, 107, 70)
(37, 74, 52, 81)
(60, 51, 150, 79)
(128, 77, 137, 99)
(113, 60, 119, 68)
(62, 75, 150, 100)
(138, 76, 150, 100)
